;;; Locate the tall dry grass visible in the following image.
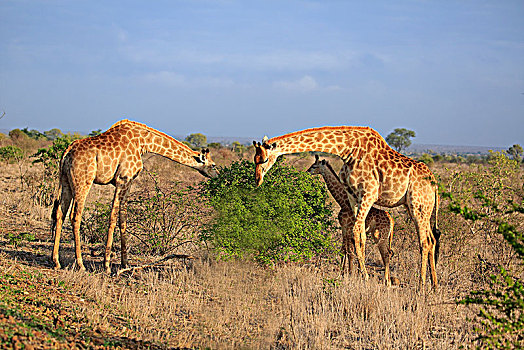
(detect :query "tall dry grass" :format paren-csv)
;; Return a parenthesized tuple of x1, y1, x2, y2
(56, 258, 474, 349)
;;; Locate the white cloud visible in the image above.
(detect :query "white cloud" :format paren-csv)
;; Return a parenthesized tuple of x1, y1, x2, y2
(119, 39, 355, 72)
(143, 71, 186, 86)
(141, 71, 234, 88)
(274, 75, 319, 92)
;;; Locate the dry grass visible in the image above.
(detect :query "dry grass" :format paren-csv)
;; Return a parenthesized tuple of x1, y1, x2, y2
(49, 258, 472, 349)
(1, 149, 522, 348)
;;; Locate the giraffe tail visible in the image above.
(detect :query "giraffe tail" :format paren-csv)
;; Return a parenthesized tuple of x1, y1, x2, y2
(432, 190, 441, 265)
(50, 197, 60, 234)
(51, 141, 74, 234)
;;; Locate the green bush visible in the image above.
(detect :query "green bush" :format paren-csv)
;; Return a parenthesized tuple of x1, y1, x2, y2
(0, 146, 24, 163)
(200, 159, 337, 265)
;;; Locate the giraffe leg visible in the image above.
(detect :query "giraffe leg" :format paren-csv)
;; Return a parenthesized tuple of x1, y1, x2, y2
(352, 201, 374, 281)
(70, 186, 91, 271)
(375, 228, 391, 287)
(104, 184, 124, 273)
(347, 233, 356, 275)
(51, 175, 73, 270)
(428, 230, 438, 288)
(118, 182, 133, 269)
(339, 212, 356, 276)
(408, 205, 437, 289)
(340, 223, 348, 275)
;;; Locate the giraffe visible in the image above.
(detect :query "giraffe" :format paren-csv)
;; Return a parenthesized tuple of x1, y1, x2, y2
(253, 126, 441, 287)
(51, 119, 219, 273)
(306, 155, 395, 285)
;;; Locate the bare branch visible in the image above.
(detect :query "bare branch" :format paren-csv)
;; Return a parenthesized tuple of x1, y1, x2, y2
(116, 253, 194, 276)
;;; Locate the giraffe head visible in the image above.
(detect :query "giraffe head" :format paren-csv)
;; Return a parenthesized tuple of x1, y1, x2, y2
(306, 154, 326, 176)
(253, 138, 278, 186)
(192, 148, 219, 178)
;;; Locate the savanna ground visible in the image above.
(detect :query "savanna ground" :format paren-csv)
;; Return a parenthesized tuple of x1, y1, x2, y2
(0, 140, 522, 349)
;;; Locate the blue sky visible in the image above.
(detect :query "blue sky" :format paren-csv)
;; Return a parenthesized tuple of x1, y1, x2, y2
(1, 0, 523, 147)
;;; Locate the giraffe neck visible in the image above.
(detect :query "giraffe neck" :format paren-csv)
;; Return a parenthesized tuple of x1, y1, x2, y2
(111, 120, 200, 167)
(321, 163, 352, 210)
(268, 126, 381, 159)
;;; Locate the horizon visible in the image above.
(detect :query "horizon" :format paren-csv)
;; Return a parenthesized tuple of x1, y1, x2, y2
(1, 1, 523, 148)
(0, 126, 510, 151)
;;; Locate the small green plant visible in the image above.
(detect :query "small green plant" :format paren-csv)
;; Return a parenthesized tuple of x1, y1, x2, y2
(6, 232, 36, 247)
(200, 159, 337, 265)
(0, 145, 24, 163)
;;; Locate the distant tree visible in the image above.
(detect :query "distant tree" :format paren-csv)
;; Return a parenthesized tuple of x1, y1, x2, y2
(185, 133, 207, 148)
(418, 153, 434, 165)
(507, 144, 523, 161)
(21, 127, 46, 140)
(232, 141, 246, 154)
(207, 142, 222, 149)
(385, 128, 416, 153)
(9, 129, 29, 142)
(89, 129, 102, 137)
(44, 128, 63, 140)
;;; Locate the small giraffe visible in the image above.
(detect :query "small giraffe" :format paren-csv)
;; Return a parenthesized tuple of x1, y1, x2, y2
(51, 119, 218, 273)
(253, 126, 441, 288)
(306, 155, 394, 285)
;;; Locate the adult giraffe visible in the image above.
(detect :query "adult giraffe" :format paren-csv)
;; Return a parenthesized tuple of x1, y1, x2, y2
(51, 119, 219, 273)
(253, 126, 441, 287)
(306, 155, 394, 285)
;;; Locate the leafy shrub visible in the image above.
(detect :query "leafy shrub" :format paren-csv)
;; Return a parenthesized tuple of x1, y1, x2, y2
(445, 151, 522, 268)
(31, 135, 79, 206)
(442, 152, 523, 348)
(32, 134, 77, 171)
(0, 145, 24, 163)
(447, 192, 524, 348)
(200, 159, 337, 265)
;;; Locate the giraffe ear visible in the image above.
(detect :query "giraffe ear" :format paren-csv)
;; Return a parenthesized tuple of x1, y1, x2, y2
(321, 160, 326, 165)
(262, 135, 269, 143)
(195, 153, 206, 164)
